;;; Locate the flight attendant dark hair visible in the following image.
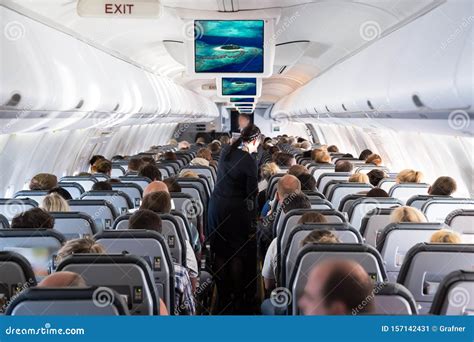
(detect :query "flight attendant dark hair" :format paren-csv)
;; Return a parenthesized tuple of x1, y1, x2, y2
(225, 124, 261, 161)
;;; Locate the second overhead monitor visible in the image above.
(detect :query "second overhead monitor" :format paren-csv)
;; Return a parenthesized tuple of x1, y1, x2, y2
(218, 77, 262, 97)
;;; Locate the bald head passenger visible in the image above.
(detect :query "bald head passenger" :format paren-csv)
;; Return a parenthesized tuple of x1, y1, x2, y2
(298, 259, 375, 315)
(276, 175, 301, 204)
(143, 181, 169, 197)
(38, 271, 87, 288)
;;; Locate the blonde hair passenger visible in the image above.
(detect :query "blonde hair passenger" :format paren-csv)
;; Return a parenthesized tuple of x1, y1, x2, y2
(349, 173, 370, 184)
(430, 229, 462, 244)
(41, 193, 70, 212)
(396, 169, 424, 183)
(390, 206, 427, 223)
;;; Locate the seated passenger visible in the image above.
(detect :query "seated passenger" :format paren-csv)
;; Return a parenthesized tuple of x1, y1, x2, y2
(93, 159, 112, 176)
(297, 173, 316, 191)
(297, 212, 328, 225)
(367, 169, 388, 187)
(273, 152, 296, 168)
(396, 169, 424, 183)
(127, 157, 144, 174)
(163, 151, 177, 161)
(163, 177, 182, 193)
(358, 149, 373, 161)
(300, 140, 311, 151)
(219, 135, 230, 145)
(298, 259, 375, 315)
(365, 188, 389, 198)
(143, 181, 169, 197)
(179, 170, 199, 179)
(335, 160, 353, 173)
(209, 141, 221, 155)
(29, 173, 58, 191)
(288, 164, 308, 178)
(261, 174, 301, 218)
(41, 193, 70, 212)
(301, 230, 341, 246)
(312, 150, 331, 164)
(365, 153, 382, 166)
(141, 156, 156, 167)
(327, 145, 339, 153)
(92, 181, 112, 191)
(89, 155, 105, 173)
(259, 162, 280, 192)
(428, 176, 457, 196)
(11, 208, 54, 229)
(48, 187, 72, 201)
(390, 206, 427, 223)
(178, 141, 190, 150)
(139, 164, 162, 182)
(349, 173, 370, 184)
(430, 229, 462, 244)
(37, 271, 87, 288)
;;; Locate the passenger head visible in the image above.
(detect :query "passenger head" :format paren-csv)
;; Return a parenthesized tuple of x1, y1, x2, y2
(29, 173, 58, 191)
(276, 175, 301, 203)
(358, 149, 373, 161)
(365, 154, 382, 166)
(139, 164, 162, 182)
(430, 229, 462, 244)
(141, 191, 172, 214)
(297, 212, 328, 225)
(367, 169, 388, 187)
(349, 173, 370, 184)
(299, 259, 375, 315)
(11, 208, 54, 229)
(129, 209, 162, 232)
(297, 173, 316, 191)
(300, 141, 311, 151)
(195, 136, 206, 145)
(91, 181, 112, 191)
(178, 141, 190, 150)
(327, 145, 339, 153)
(429, 176, 457, 196)
(41, 193, 70, 212)
(238, 113, 251, 131)
(163, 151, 177, 161)
(219, 135, 230, 145)
(128, 158, 144, 172)
(179, 170, 199, 179)
(365, 188, 389, 198)
(390, 206, 427, 223)
(273, 152, 296, 168)
(190, 157, 209, 167)
(288, 164, 308, 177)
(313, 150, 331, 164)
(163, 177, 181, 193)
(38, 271, 87, 288)
(301, 230, 340, 246)
(396, 169, 424, 183)
(261, 162, 280, 181)
(209, 142, 221, 154)
(141, 156, 156, 167)
(57, 237, 105, 263)
(281, 193, 311, 214)
(93, 159, 112, 176)
(197, 148, 212, 162)
(48, 187, 72, 201)
(143, 181, 169, 197)
(89, 155, 105, 168)
(335, 160, 353, 173)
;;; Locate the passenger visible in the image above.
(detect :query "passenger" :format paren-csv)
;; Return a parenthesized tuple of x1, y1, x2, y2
(272, 152, 296, 168)
(396, 169, 424, 183)
(195, 137, 206, 146)
(127, 157, 144, 173)
(37, 271, 87, 288)
(259, 162, 280, 191)
(29, 173, 58, 191)
(179, 170, 200, 179)
(335, 160, 353, 173)
(297, 212, 328, 225)
(139, 164, 162, 181)
(41, 193, 70, 212)
(365, 154, 382, 166)
(93, 159, 112, 176)
(89, 155, 105, 173)
(91, 181, 112, 191)
(219, 135, 230, 145)
(367, 169, 388, 187)
(163, 177, 182, 193)
(430, 229, 462, 244)
(178, 141, 190, 150)
(297, 173, 317, 191)
(261, 174, 301, 217)
(301, 230, 341, 246)
(390, 206, 427, 223)
(207, 124, 261, 314)
(327, 145, 339, 153)
(11, 208, 54, 229)
(141, 156, 156, 167)
(365, 188, 389, 198)
(48, 187, 72, 201)
(288, 164, 308, 177)
(298, 259, 375, 315)
(300, 140, 312, 151)
(163, 151, 177, 161)
(349, 173, 370, 184)
(428, 176, 457, 196)
(143, 181, 169, 197)
(168, 139, 178, 147)
(128, 209, 195, 315)
(238, 113, 251, 132)
(358, 149, 373, 161)
(209, 142, 221, 155)
(190, 148, 211, 167)
(312, 150, 331, 164)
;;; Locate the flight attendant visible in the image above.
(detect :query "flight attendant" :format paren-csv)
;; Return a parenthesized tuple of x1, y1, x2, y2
(208, 124, 261, 314)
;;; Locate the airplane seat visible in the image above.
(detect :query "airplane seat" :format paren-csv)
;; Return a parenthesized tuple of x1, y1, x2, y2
(445, 209, 474, 243)
(348, 197, 403, 231)
(68, 199, 118, 231)
(388, 183, 430, 204)
(430, 270, 474, 316)
(265, 173, 287, 201)
(0, 251, 37, 313)
(281, 223, 362, 287)
(327, 183, 373, 209)
(94, 230, 175, 314)
(0, 214, 9, 228)
(80, 190, 133, 216)
(181, 165, 216, 185)
(316, 172, 351, 194)
(0, 199, 38, 222)
(111, 164, 126, 178)
(397, 243, 474, 314)
(421, 198, 474, 223)
(339, 194, 366, 212)
(289, 243, 387, 315)
(57, 253, 161, 315)
(50, 211, 98, 240)
(373, 282, 418, 315)
(110, 182, 143, 208)
(57, 182, 85, 199)
(302, 190, 325, 201)
(6, 287, 129, 316)
(92, 173, 110, 182)
(360, 208, 398, 247)
(354, 166, 390, 174)
(170, 193, 199, 232)
(376, 223, 448, 282)
(156, 165, 171, 179)
(60, 176, 99, 192)
(406, 195, 452, 210)
(308, 198, 334, 210)
(118, 176, 152, 191)
(13, 190, 48, 206)
(378, 178, 397, 193)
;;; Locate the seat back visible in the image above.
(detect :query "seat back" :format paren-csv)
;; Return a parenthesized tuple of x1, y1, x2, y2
(266, 173, 287, 200)
(0, 251, 36, 313)
(373, 282, 418, 315)
(290, 243, 387, 315)
(181, 166, 215, 190)
(60, 176, 98, 192)
(377, 223, 447, 282)
(80, 191, 133, 215)
(13, 190, 48, 206)
(282, 223, 362, 287)
(92, 173, 110, 182)
(354, 166, 390, 174)
(0, 214, 9, 228)
(388, 183, 430, 204)
(328, 183, 373, 209)
(170, 193, 199, 230)
(430, 270, 474, 315)
(397, 243, 474, 314)
(348, 197, 403, 230)
(111, 164, 126, 177)
(339, 194, 365, 212)
(110, 183, 143, 208)
(68, 199, 118, 231)
(302, 190, 325, 201)
(156, 165, 171, 178)
(0, 199, 38, 222)
(94, 230, 174, 313)
(422, 198, 474, 223)
(50, 211, 98, 240)
(57, 182, 85, 199)
(118, 176, 151, 191)
(57, 254, 160, 315)
(379, 178, 397, 193)
(445, 209, 474, 243)
(6, 287, 129, 316)
(275, 208, 346, 237)
(310, 165, 335, 184)
(360, 208, 397, 247)
(316, 172, 351, 194)
(406, 195, 450, 210)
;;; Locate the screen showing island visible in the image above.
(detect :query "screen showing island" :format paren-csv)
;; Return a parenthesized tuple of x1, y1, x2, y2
(230, 97, 255, 103)
(194, 20, 264, 73)
(222, 78, 258, 96)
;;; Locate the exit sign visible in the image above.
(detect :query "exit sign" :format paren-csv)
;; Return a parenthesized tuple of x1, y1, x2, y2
(77, 0, 161, 18)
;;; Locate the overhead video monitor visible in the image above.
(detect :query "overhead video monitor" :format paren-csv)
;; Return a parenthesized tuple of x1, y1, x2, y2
(230, 97, 255, 103)
(218, 77, 261, 97)
(186, 19, 274, 77)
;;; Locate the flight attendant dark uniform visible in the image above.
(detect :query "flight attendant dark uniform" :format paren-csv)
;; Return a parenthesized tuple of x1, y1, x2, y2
(208, 142, 259, 314)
